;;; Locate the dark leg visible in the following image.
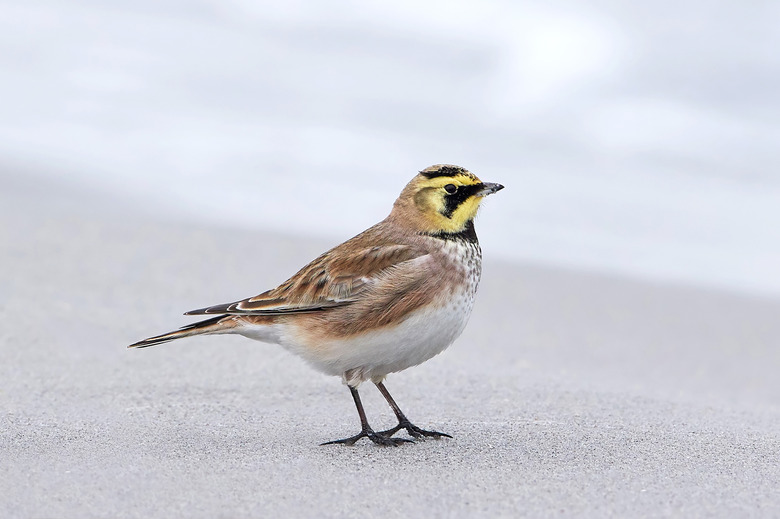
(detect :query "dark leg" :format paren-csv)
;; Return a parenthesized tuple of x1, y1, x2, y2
(375, 381, 452, 440)
(321, 385, 413, 446)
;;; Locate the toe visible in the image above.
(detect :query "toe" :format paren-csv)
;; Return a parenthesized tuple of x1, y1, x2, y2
(406, 424, 452, 439)
(368, 432, 413, 446)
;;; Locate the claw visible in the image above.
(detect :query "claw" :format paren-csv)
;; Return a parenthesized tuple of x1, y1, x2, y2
(321, 428, 414, 447)
(377, 420, 452, 440)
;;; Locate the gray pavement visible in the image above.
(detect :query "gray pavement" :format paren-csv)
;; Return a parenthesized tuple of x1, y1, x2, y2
(2, 185, 780, 518)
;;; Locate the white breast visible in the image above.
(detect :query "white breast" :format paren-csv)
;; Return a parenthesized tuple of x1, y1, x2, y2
(298, 240, 481, 384)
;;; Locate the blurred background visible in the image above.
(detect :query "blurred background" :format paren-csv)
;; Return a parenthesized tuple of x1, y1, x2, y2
(2, 0, 779, 296)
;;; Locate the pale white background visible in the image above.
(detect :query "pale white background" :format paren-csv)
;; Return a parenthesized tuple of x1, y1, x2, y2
(2, 0, 779, 295)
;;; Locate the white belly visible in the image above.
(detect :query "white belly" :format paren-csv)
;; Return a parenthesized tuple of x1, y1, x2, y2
(243, 282, 475, 385)
(311, 293, 476, 384)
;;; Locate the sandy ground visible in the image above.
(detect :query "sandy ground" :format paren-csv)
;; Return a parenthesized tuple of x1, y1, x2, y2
(2, 179, 780, 518)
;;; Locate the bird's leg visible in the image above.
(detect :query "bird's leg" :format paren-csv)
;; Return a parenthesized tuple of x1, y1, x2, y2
(321, 385, 413, 446)
(374, 381, 452, 439)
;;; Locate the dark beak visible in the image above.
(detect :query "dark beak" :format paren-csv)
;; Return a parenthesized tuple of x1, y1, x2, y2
(476, 182, 505, 197)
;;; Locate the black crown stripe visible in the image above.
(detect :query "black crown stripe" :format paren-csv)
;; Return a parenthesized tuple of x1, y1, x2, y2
(420, 166, 468, 179)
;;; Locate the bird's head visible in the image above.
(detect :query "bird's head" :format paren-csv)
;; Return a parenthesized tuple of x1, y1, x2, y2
(390, 165, 504, 235)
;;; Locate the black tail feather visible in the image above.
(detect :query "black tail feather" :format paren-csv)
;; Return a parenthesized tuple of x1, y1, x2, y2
(128, 315, 228, 349)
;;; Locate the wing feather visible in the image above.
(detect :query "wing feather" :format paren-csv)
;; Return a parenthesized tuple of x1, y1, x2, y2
(184, 243, 427, 316)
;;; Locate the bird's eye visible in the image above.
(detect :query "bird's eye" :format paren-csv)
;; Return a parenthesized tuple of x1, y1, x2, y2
(444, 184, 457, 194)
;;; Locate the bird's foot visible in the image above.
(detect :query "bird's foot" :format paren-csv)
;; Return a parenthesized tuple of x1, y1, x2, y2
(378, 420, 452, 440)
(321, 427, 414, 447)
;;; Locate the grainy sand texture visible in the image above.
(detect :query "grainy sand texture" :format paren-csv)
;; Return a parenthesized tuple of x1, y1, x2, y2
(2, 182, 779, 518)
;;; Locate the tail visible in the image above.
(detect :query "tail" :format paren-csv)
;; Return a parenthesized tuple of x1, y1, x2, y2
(128, 315, 233, 349)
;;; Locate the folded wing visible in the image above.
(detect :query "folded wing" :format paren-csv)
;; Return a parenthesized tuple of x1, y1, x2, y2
(185, 243, 427, 316)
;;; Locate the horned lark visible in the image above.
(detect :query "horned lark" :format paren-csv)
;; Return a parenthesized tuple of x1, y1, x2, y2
(129, 165, 503, 446)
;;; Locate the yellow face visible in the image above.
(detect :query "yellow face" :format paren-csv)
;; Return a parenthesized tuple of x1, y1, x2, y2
(406, 165, 503, 234)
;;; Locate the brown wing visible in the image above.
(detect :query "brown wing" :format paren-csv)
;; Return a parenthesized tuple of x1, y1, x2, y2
(184, 242, 427, 316)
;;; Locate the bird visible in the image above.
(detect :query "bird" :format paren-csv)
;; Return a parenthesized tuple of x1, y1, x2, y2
(128, 164, 504, 446)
